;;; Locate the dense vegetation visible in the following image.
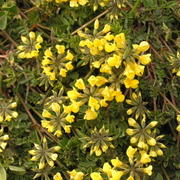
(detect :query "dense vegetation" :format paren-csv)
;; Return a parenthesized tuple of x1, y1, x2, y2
(0, 0, 179, 179)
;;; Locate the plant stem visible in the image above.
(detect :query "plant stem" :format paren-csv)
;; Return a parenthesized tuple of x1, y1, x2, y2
(71, 7, 111, 35)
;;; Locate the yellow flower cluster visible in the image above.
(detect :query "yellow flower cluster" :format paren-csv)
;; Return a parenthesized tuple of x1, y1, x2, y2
(45, 0, 88, 7)
(28, 137, 60, 169)
(90, 146, 153, 180)
(41, 45, 74, 80)
(66, 76, 124, 120)
(68, 169, 84, 180)
(78, 20, 152, 89)
(168, 51, 180, 76)
(0, 99, 18, 122)
(83, 126, 114, 156)
(41, 102, 74, 137)
(126, 92, 149, 119)
(126, 118, 166, 157)
(67, 77, 106, 120)
(17, 32, 43, 59)
(0, 128, 9, 152)
(92, 0, 110, 11)
(176, 115, 180, 132)
(53, 170, 84, 180)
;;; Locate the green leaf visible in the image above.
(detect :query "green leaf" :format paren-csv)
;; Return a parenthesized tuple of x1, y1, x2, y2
(9, 166, 26, 173)
(0, 11, 8, 30)
(0, 167, 7, 180)
(143, 0, 155, 7)
(155, 173, 163, 180)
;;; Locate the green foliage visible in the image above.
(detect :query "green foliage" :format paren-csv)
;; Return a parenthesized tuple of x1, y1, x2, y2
(0, 0, 179, 179)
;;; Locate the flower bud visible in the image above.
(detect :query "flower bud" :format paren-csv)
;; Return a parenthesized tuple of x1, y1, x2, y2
(2, 135, 9, 141)
(10, 102, 17, 108)
(148, 121, 158, 128)
(12, 111, 18, 118)
(147, 137, 156, 146)
(126, 128, 137, 136)
(29, 32, 36, 40)
(94, 19, 99, 30)
(51, 103, 61, 113)
(21, 36, 28, 43)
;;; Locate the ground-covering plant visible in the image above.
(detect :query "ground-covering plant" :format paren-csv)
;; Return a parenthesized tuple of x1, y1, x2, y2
(0, 0, 180, 179)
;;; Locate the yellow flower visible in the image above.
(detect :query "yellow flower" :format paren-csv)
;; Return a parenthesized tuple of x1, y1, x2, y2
(84, 109, 98, 120)
(94, 146, 102, 156)
(56, 45, 65, 54)
(65, 50, 74, 60)
(42, 58, 51, 66)
(51, 102, 61, 113)
(30, 50, 39, 57)
(18, 52, 26, 58)
(88, 75, 97, 87)
(127, 176, 134, 180)
(49, 72, 56, 80)
(90, 47, 99, 55)
(111, 170, 124, 180)
(124, 61, 144, 79)
(17, 45, 25, 51)
(35, 43, 41, 49)
(36, 35, 43, 43)
(104, 33, 114, 41)
(44, 48, 53, 57)
(140, 151, 151, 164)
(42, 109, 52, 118)
(102, 24, 111, 34)
(68, 169, 84, 180)
(67, 88, 81, 100)
(54, 130, 62, 137)
(53, 172, 63, 180)
(101, 86, 114, 101)
(60, 68, 67, 77)
(103, 162, 112, 177)
(143, 165, 153, 176)
(39, 161, 45, 169)
(90, 172, 103, 180)
(65, 62, 73, 70)
(113, 90, 125, 103)
(107, 54, 122, 68)
(69, 101, 82, 113)
(64, 125, 71, 133)
(105, 43, 116, 53)
(66, 114, 75, 123)
(133, 41, 150, 54)
(96, 76, 108, 86)
(100, 99, 108, 107)
(111, 157, 123, 168)
(126, 146, 137, 160)
(124, 78, 139, 89)
(100, 64, 112, 74)
(88, 96, 100, 111)
(92, 61, 101, 68)
(114, 33, 126, 49)
(177, 115, 180, 122)
(75, 79, 86, 90)
(177, 125, 180, 132)
(138, 54, 151, 65)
